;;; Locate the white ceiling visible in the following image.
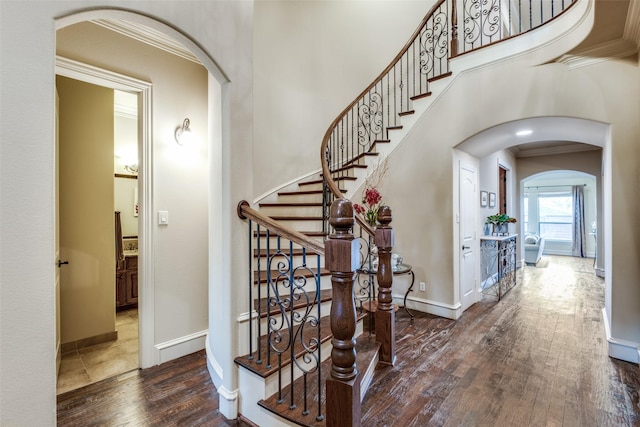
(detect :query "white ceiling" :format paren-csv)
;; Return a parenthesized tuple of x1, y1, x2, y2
(455, 117, 607, 159)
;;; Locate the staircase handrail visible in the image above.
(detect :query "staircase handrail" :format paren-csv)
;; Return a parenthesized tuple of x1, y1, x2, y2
(237, 200, 325, 254)
(320, 0, 577, 234)
(320, 0, 449, 208)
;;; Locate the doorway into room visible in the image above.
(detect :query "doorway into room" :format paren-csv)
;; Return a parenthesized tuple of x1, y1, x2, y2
(55, 74, 144, 395)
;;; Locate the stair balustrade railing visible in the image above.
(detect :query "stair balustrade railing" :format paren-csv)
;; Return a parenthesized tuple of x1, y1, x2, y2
(320, 0, 576, 232)
(237, 201, 326, 421)
(237, 199, 391, 424)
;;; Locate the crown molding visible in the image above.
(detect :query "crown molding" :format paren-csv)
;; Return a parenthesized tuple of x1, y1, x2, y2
(513, 142, 601, 158)
(556, 37, 637, 69)
(92, 19, 201, 65)
(624, 0, 640, 47)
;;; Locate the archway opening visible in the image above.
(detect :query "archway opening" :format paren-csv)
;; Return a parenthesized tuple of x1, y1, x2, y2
(54, 9, 228, 393)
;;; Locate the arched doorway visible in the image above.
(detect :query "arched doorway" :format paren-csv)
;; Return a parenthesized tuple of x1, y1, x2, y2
(454, 116, 610, 315)
(55, 9, 228, 382)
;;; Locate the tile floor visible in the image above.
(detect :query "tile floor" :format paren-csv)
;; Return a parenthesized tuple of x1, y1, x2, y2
(56, 308, 139, 395)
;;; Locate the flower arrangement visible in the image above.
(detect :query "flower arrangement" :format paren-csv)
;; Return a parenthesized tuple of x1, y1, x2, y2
(354, 157, 388, 227)
(354, 187, 383, 227)
(485, 213, 517, 225)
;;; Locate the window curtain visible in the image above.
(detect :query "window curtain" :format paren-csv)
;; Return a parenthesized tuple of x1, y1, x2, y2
(572, 185, 586, 257)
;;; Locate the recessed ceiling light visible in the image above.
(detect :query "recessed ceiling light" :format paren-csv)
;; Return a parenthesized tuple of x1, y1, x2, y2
(516, 129, 532, 136)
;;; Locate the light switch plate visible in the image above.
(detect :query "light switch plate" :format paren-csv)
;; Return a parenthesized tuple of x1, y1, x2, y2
(158, 210, 169, 225)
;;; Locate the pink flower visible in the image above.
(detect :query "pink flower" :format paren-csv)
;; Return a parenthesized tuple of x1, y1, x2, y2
(354, 204, 365, 215)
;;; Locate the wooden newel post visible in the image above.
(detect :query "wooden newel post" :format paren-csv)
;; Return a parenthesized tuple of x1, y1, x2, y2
(324, 199, 361, 427)
(375, 205, 396, 366)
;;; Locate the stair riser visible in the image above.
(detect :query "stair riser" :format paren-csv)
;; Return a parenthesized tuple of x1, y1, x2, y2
(296, 182, 324, 192)
(264, 219, 324, 232)
(257, 205, 323, 217)
(276, 193, 324, 203)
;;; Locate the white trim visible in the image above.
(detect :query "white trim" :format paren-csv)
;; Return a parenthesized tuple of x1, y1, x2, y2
(557, 38, 638, 70)
(55, 56, 155, 369)
(237, 310, 258, 323)
(602, 308, 640, 364)
(205, 335, 224, 382)
(394, 294, 462, 320)
(217, 385, 239, 420)
(56, 341, 62, 377)
(595, 267, 605, 278)
(155, 329, 208, 364)
(252, 168, 323, 205)
(92, 19, 202, 65)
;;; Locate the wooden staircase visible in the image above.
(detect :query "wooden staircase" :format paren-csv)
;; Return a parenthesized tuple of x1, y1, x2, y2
(235, 200, 382, 426)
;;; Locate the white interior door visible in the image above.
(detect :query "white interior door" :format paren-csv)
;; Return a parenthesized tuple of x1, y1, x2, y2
(460, 162, 478, 311)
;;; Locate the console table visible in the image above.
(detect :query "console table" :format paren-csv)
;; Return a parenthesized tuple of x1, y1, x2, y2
(357, 263, 415, 321)
(480, 234, 517, 300)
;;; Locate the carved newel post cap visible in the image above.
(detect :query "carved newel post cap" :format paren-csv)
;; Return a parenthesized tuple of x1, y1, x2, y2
(330, 198, 355, 235)
(377, 205, 392, 227)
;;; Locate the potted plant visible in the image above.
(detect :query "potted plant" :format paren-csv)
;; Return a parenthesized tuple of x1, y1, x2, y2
(485, 213, 517, 236)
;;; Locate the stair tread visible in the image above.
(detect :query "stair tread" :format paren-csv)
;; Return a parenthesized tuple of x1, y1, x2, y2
(279, 189, 345, 196)
(302, 177, 357, 186)
(428, 71, 452, 82)
(255, 230, 327, 238)
(330, 163, 367, 175)
(410, 91, 432, 101)
(253, 267, 330, 285)
(269, 215, 324, 221)
(259, 202, 323, 207)
(253, 248, 322, 257)
(398, 110, 415, 116)
(257, 335, 381, 427)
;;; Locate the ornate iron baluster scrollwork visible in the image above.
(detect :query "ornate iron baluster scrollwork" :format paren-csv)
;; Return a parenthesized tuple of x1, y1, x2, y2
(420, 8, 449, 78)
(357, 92, 383, 149)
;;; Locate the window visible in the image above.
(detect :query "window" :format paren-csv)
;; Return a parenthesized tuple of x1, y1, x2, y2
(538, 192, 572, 241)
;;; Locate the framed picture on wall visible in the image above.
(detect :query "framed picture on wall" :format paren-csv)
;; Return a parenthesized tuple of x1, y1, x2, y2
(489, 192, 496, 208)
(480, 191, 488, 207)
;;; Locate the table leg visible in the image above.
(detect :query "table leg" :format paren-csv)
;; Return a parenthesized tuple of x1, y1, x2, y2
(403, 271, 415, 322)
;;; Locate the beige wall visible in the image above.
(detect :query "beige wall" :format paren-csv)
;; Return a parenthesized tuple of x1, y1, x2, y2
(0, 2, 253, 424)
(57, 75, 116, 344)
(253, 0, 435, 199)
(57, 21, 210, 345)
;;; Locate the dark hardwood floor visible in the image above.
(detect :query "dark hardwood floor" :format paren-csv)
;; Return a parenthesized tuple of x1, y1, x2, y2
(58, 256, 639, 426)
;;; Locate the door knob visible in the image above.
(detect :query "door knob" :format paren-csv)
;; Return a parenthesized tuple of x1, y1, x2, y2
(57, 260, 69, 268)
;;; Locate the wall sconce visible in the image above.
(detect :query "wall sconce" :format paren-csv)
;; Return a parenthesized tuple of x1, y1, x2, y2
(175, 118, 194, 146)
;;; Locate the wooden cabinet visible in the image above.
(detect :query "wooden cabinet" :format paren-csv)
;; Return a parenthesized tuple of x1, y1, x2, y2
(116, 255, 138, 310)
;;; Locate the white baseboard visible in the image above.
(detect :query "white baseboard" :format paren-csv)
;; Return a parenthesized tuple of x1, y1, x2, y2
(217, 384, 239, 420)
(602, 308, 639, 364)
(154, 329, 207, 364)
(394, 293, 462, 320)
(595, 267, 605, 278)
(205, 335, 240, 420)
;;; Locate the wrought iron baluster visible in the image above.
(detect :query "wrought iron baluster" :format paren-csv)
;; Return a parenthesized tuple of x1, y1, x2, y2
(288, 240, 295, 410)
(248, 219, 254, 360)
